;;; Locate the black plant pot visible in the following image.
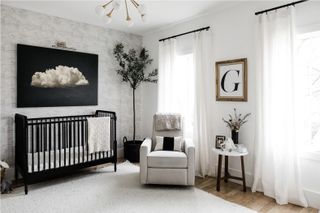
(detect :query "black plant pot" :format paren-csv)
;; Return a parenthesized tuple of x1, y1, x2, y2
(123, 137, 143, 163)
(231, 130, 239, 144)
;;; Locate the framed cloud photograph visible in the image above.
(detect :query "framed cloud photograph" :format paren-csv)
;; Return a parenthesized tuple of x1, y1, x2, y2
(17, 44, 98, 107)
(216, 58, 247, 102)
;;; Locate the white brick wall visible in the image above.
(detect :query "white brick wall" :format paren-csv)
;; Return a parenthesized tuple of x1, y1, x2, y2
(0, 5, 143, 165)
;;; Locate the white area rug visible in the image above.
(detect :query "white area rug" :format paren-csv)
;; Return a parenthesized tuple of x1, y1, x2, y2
(1, 162, 255, 213)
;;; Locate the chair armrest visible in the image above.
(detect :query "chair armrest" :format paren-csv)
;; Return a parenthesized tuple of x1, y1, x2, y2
(185, 138, 195, 185)
(140, 138, 152, 184)
(185, 138, 195, 156)
(140, 138, 152, 156)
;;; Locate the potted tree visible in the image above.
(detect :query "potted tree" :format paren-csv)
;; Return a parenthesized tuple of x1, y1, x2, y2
(113, 43, 157, 162)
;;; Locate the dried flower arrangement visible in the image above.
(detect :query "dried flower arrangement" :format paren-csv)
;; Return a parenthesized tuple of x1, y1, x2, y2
(222, 108, 251, 131)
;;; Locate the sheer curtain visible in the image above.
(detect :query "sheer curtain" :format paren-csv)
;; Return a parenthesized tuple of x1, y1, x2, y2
(157, 30, 213, 177)
(193, 31, 214, 177)
(158, 39, 177, 112)
(157, 38, 194, 137)
(252, 7, 308, 207)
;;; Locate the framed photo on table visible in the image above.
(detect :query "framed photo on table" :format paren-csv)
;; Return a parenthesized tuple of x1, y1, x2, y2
(216, 58, 247, 102)
(215, 135, 226, 149)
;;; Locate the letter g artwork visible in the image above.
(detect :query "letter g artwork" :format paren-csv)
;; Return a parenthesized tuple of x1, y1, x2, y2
(215, 58, 248, 102)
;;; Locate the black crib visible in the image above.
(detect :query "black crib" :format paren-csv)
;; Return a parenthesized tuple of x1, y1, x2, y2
(15, 110, 117, 194)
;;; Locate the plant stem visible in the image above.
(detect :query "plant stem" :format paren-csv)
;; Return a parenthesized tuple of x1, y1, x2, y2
(132, 88, 136, 142)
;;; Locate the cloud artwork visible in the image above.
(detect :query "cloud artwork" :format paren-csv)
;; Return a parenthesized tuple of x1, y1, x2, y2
(31, 65, 89, 88)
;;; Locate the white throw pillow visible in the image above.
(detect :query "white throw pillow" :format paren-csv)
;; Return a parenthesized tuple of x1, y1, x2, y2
(154, 136, 182, 152)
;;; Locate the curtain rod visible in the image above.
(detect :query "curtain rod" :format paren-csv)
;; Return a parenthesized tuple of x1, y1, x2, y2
(159, 26, 210, 42)
(255, 0, 309, 15)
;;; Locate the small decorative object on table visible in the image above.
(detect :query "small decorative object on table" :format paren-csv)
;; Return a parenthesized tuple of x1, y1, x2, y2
(215, 135, 226, 149)
(0, 160, 12, 194)
(220, 138, 237, 152)
(235, 144, 248, 153)
(222, 108, 250, 144)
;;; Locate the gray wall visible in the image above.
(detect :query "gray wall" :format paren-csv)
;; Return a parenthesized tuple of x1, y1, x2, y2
(1, 5, 143, 165)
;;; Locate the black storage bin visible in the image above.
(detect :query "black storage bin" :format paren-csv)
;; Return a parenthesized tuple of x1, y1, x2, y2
(123, 137, 143, 162)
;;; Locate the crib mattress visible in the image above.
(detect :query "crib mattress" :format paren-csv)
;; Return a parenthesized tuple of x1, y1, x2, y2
(27, 147, 113, 173)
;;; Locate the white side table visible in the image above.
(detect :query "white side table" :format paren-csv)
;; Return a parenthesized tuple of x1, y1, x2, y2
(213, 148, 249, 192)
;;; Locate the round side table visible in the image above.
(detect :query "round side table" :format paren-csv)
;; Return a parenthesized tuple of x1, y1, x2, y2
(213, 148, 248, 192)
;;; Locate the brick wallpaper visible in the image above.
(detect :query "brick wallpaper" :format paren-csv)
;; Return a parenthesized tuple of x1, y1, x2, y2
(0, 5, 143, 165)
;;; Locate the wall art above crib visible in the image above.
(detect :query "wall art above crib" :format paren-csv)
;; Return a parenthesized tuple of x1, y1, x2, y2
(17, 44, 98, 107)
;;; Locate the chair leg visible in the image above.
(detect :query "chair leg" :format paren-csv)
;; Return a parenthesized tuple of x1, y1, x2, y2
(241, 156, 246, 192)
(216, 154, 222, 191)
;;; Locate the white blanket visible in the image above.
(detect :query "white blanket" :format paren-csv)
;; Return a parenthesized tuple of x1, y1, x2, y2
(87, 117, 110, 154)
(154, 113, 181, 131)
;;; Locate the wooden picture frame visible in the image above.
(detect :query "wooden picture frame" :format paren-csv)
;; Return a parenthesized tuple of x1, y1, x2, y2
(216, 58, 248, 102)
(215, 135, 226, 149)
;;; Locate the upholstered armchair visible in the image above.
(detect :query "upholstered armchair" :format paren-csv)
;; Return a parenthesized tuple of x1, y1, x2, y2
(140, 114, 195, 186)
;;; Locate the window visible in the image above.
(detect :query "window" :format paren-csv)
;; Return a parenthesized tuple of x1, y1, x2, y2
(174, 53, 194, 139)
(297, 31, 320, 151)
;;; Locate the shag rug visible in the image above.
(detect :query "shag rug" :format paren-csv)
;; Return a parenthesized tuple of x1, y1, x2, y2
(1, 161, 255, 213)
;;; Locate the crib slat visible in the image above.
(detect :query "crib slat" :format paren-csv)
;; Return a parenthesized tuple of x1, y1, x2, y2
(77, 121, 80, 164)
(37, 125, 40, 172)
(73, 119, 75, 165)
(49, 122, 51, 170)
(82, 120, 85, 162)
(31, 123, 34, 173)
(59, 121, 61, 168)
(86, 119, 89, 162)
(43, 122, 46, 171)
(54, 120, 56, 169)
(64, 122, 67, 167)
(69, 121, 71, 166)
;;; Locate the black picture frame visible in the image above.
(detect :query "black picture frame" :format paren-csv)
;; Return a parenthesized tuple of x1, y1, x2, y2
(215, 135, 226, 149)
(17, 44, 98, 107)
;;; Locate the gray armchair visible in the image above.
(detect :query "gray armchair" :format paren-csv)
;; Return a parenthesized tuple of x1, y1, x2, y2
(140, 114, 195, 186)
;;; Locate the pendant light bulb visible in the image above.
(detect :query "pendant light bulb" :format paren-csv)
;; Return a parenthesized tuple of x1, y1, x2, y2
(127, 18, 134, 27)
(105, 15, 112, 24)
(141, 14, 147, 22)
(95, 5, 106, 16)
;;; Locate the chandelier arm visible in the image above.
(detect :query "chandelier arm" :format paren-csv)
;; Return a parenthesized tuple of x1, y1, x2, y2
(131, 0, 139, 8)
(107, 8, 115, 17)
(102, 0, 114, 8)
(125, 0, 131, 20)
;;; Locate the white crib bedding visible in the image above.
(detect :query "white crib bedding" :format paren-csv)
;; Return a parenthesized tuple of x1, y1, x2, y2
(27, 147, 113, 173)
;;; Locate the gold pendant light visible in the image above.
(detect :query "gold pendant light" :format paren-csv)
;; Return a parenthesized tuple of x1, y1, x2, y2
(95, 0, 147, 27)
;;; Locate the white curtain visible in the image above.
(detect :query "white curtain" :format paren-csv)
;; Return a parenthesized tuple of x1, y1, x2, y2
(193, 31, 214, 177)
(252, 7, 308, 207)
(158, 39, 177, 112)
(157, 31, 214, 177)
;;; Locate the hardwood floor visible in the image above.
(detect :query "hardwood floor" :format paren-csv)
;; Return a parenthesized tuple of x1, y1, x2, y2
(195, 176, 318, 213)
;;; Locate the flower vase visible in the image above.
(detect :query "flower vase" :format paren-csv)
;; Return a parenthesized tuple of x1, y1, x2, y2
(231, 130, 239, 144)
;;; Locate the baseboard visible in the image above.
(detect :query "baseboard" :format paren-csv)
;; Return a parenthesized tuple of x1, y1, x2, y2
(213, 165, 254, 187)
(303, 188, 320, 209)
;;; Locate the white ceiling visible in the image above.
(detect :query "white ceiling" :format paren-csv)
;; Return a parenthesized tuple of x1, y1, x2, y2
(1, 0, 240, 35)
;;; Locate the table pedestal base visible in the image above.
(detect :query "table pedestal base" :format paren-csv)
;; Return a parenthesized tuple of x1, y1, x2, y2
(216, 155, 246, 192)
